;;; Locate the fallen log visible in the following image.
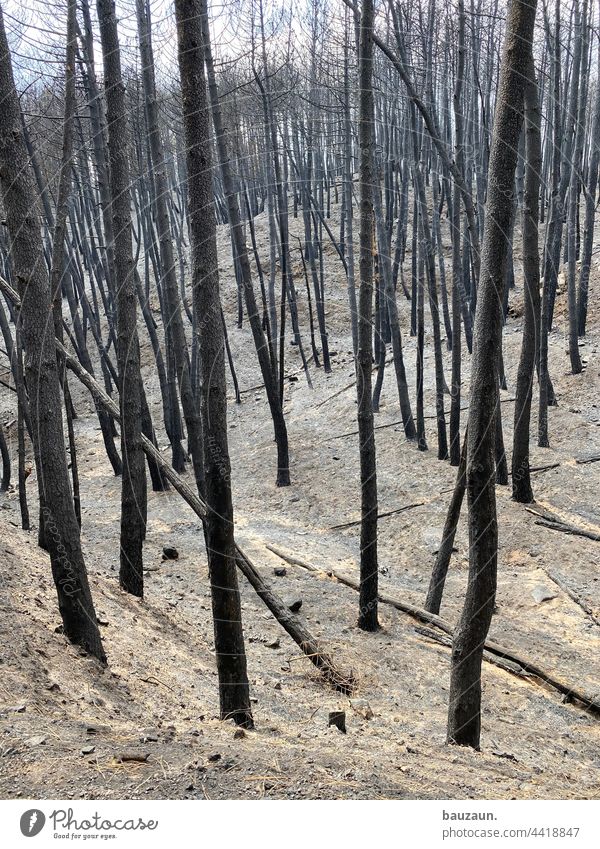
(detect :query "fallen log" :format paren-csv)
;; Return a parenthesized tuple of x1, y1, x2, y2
(525, 506, 600, 543)
(0, 276, 353, 695)
(413, 626, 533, 679)
(235, 547, 354, 693)
(575, 453, 600, 465)
(534, 518, 600, 542)
(520, 463, 560, 475)
(266, 544, 600, 717)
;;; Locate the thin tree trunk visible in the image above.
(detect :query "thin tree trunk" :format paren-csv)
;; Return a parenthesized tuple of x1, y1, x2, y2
(512, 59, 541, 503)
(202, 3, 290, 486)
(356, 0, 379, 632)
(97, 0, 147, 597)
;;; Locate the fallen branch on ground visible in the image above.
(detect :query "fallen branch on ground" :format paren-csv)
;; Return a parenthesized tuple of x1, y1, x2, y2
(413, 626, 533, 679)
(576, 453, 600, 465)
(525, 506, 600, 542)
(316, 356, 394, 409)
(333, 397, 515, 439)
(328, 501, 425, 530)
(543, 571, 600, 627)
(266, 544, 600, 717)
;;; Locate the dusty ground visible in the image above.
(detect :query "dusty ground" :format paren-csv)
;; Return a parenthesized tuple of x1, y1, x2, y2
(0, 200, 599, 799)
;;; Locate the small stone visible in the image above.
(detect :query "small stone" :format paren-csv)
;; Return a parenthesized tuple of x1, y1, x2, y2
(81, 745, 95, 755)
(97, 617, 109, 627)
(162, 546, 179, 561)
(532, 585, 558, 604)
(290, 496, 300, 503)
(116, 751, 150, 763)
(273, 567, 287, 577)
(266, 637, 280, 649)
(25, 736, 46, 747)
(328, 710, 346, 733)
(233, 729, 246, 739)
(140, 733, 159, 743)
(287, 599, 302, 613)
(207, 752, 221, 762)
(349, 699, 374, 720)
(86, 724, 111, 735)
(273, 681, 282, 691)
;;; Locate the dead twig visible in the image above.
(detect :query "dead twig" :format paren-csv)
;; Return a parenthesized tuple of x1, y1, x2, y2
(328, 501, 426, 530)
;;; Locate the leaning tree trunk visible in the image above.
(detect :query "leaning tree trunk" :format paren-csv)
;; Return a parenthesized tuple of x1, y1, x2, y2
(0, 4, 105, 662)
(174, 0, 253, 726)
(447, 0, 537, 749)
(355, 0, 379, 632)
(96, 0, 147, 597)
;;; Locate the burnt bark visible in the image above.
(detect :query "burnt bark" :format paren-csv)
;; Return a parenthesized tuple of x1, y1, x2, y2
(96, 0, 147, 597)
(174, 0, 253, 725)
(0, 5, 105, 662)
(447, 0, 537, 749)
(512, 58, 541, 503)
(356, 0, 379, 632)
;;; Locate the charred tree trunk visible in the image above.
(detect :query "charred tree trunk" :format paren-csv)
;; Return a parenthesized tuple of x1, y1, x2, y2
(202, 1, 290, 487)
(135, 0, 203, 491)
(447, 0, 537, 749)
(355, 0, 379, 632)
(512, 58, 541, 504)
(175, 0, 253, 725)
(97, 0, 147, 597)
(0, 5, 105, 662)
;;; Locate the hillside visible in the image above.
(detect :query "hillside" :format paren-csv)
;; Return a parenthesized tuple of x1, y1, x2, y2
(0, 208, 599, 799)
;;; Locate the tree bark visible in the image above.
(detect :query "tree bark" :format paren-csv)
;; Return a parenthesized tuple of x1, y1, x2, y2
(0, 5, 105, 662)
(96, 0, 147, 597)
(201, 1, 290, 487)
(447, 0, 537, 749)
(512, 57, 541, 503)
(355, 0, 379, 632)
(174, 0, 253, 725)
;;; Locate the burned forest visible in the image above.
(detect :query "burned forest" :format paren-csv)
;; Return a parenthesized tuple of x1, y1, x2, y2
(0, 0, 599, 805)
